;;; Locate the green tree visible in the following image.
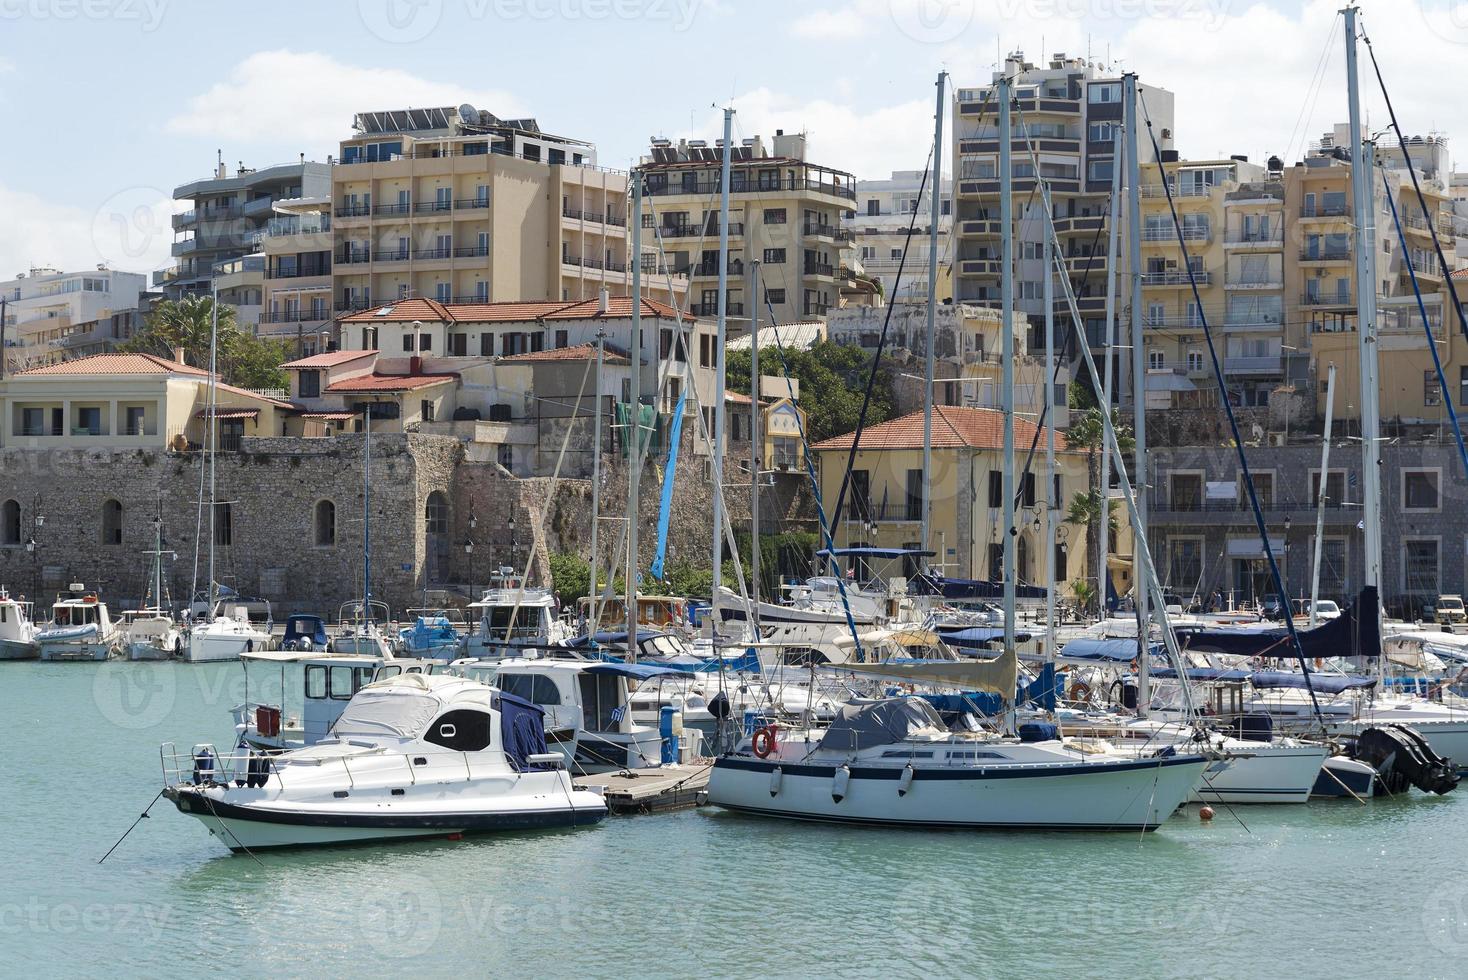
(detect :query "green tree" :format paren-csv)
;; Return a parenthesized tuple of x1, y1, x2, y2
(725, 340, 895, 444)
(1064, 406, 1134, 613)
(122, 295, 288, 390)
(548, 552, 590, 605)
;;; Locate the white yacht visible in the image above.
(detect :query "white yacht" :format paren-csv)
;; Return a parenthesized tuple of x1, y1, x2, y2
(187, 598, 273, 663)
(36, 585, 121, 661)
(0, 587, 38, 660)
(122, 609, 184, 661)
(162, 673, 608, 851)
(463, 571, 568, 658)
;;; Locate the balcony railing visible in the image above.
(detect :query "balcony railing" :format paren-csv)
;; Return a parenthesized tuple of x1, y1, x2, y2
(413, 201, 456, 215)
(803, 222, 853, 242)
(1301, 291, 1352, 307)
(1150, 493, 1340, 515)
(261, 309, 330, 324)
(1224, 232, 1284, 247)
(1142, 270, 1210, 286)
(693, 260, 745, 277)
(334, 204, 371, 218)
(338, 248, 371, 264)
(690, 302, 745, 317)
(1140, 184, 1213, 198)
(1143, 314, 1207, 329)
(1223, 355, 1283, 374)
(645, 177, 855, 200)
(1142, 226, 1211, 242)
(454, 198, 490, 210)
(376, 248, 410, 262)
(373, 203, 413, 216)
(453, 244, 490, 258)
(413, 247, 453, 260)
(655, 222, 746, 239)
(1300, 247, 1351, 261)
(265, 265, 331, 280)
(804, 260, 836, 277)
(1300, 203, 1350, 218)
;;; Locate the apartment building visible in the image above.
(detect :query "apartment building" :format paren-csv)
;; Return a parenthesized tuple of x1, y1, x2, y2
(852, 170, 952, 302)
(331, 106, 682, 317)
(951, 52, 1174, 368)
(635, 131, 856, 325)
(260, 198, 334, 356)
(158, 157, 331, 300)
(1, 267, 148, 372)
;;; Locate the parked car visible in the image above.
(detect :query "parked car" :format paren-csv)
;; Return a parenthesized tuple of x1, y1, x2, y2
(1293, 598, 1341, 621)
(1430, 595, 1466, 625)
(1260, 595, 1286, 621)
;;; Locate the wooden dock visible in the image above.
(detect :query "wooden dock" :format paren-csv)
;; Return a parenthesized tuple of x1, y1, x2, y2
(573, 763, 712, 815)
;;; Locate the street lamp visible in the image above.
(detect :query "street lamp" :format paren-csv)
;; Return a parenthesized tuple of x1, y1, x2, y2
(464, 538, 475, 601)
(507, 515, 517, 563)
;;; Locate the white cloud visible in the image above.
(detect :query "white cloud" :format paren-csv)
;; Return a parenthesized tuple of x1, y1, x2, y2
(164, 50, 525, 155)
(0, 181, 173, 282)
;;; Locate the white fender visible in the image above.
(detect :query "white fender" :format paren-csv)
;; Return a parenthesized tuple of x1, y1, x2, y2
(832, 764, 851, 803)
(898, 764, 914, 797)
(769, 765, 783, 797)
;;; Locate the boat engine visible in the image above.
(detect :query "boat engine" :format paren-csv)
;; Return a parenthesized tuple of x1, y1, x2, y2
(1348, 725, 1459, 796)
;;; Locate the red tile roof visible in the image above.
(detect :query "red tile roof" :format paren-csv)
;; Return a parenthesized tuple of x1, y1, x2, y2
(338, 297, 691, 325)
(540, 297, 685, 320)
(282, 350, 378, 369)
(13, 352, 209, 377)
(811, 406, 1069, 452)
(502, 343, 629, 364)
(324, 373, 458, 393)
(437, 301, 574, 323)
(337, 298, 454, 323)
(195, 408, 260, 420)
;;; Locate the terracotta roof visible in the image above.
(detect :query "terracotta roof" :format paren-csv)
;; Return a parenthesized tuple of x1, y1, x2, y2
(13, 352, 209, 377)
(195, 408, 260, 420)
(300, 411, 357, 420)
(324, 373, 458, 393)
(213, 382, 295, 410)
(810, 406, 1069, 452)
(339, 297, 693, 325)
(1453, 269, 1468, 281)
(282, 349, 378, 369)
(502, 343, 629, 364)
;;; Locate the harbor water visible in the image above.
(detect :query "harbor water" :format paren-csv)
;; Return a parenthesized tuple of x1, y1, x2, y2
(3, 661, 1464, 977)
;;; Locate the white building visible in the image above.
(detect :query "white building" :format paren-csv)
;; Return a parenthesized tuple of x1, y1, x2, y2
(852, 170, 952, 303)
(1, 267, 148, 372)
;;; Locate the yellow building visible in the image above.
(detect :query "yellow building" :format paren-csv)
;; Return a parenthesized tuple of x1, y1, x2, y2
(332, 106, 683, 314)
(636, 131, 856, 324)
(725, 391, 808, 475)
(810, 405, 1088, 594)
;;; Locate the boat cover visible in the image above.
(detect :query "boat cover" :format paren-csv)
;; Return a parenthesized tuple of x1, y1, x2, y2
(1174, 586, 1381, 659)
(816, 697, 950, 752)
(583, 662, 694, 681)
(838, 647, 1019, 696)
(495, 690, 550, 771)
(1248, 671, 1376, 694)
(940, 626, 1035, 649)
(1058, 637, 1160, 663)
(330, 688, 440, 738)
(910, 572, 1047, 601)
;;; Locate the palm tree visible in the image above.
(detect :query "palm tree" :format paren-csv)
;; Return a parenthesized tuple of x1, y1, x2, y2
(123, 294, 236, 368)
(1064, 406, 1133, 614)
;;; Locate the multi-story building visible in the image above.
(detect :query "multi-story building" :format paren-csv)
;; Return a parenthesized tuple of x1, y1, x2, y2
(158, 157, 331, 300)
(260, 198, 334, 356)
(852, 170, 951, 303)
(951, 52, 1174, 370)
(331, 106, 682, 316)
(1, 267, 148, 371)
(635, 131, 856, 325)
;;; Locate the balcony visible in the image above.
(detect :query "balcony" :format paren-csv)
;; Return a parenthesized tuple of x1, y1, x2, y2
(412, 201, 456, 216)
(693, 259, 745, 278)
(261, 309, 330, 324)
(690, 302, 745, 317)
(334, 204, 372, 218)
(1223, 355, 1283, 374)
(643, 176, 855, 201)
(375, 248, 410, 262)
(372, 203, 413, 217)
(1144, 314, 1207, 330)
(803, 222, 853, 242)
(1223, 232, 1283, 249)
(804, 260, 836, 278)
(449, 294, 492, 304)
(1300, 290, 1353, 308)
(338, 247, 372, 264)
(1299, 247, 1351, 262)
(264, 265, 331, 280)
(1142, 270, 1210, 287)
(412, 247, 453, 260)
(453, 244, 490, 258)
(1141, 184, 1213, 198)
(1142, 226, 1210, 243)
(1226, 277, 1283, 291)
(1300, 203, 1349, 218)
(453, 198, 491, 212)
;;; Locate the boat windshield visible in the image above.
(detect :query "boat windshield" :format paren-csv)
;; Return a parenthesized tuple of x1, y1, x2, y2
(331, 689, 440, 739)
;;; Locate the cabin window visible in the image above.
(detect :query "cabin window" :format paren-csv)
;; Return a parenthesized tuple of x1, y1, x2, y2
(577, 671, 625, 732)
(1, 500, 19, 545)
(306, 665, 327, 699)
(101, 499, 123, 546)
(329, 665, 356, 700)
(314, 500, 336, 547)
(424, 709, 493, 752)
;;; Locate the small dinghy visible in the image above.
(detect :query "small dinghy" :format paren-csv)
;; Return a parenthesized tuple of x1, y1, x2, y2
(162, 673, 607, 851)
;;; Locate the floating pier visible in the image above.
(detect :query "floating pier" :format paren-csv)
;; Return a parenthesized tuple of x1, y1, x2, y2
(574, 763, 712, 815)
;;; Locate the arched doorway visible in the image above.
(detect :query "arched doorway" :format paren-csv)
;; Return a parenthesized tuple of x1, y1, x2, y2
(425, 491, 449, 583)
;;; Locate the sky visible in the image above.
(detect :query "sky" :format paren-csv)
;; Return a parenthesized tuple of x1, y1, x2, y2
(1, 0, 1466, 282)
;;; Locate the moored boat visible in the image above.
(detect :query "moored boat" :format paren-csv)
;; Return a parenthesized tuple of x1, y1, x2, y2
(36, 584, 121, 661)
(0, 586, 39, 660)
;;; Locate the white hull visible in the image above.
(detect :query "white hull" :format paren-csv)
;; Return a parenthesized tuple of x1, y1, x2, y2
(0, 638, 37, 660)
(1190, 742, 1329, 804)
(1328, 715, 1468, 773)
(129, 641, 178, 662)
(39, 637, 116, 661)
(187, 628, 271, 663)
(708, 754, 1208, 830)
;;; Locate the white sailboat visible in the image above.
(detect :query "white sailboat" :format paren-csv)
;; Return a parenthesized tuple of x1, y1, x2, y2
(123, 512, 182, 660)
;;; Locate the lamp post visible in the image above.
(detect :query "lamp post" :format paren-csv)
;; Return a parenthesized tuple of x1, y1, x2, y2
(464, 538, 475, 602)
(26, 495, 43, 601)
(508, 514, 517, 566)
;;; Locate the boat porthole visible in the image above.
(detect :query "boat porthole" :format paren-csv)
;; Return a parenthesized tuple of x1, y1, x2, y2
(333, 790, 349, 798)
(391, 788, 405, 796)
(413, 757, 428, 766)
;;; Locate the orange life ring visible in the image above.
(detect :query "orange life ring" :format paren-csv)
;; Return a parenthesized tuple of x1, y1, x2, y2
(752, 725, 778, 758)
(1071, 681, 1093, 703)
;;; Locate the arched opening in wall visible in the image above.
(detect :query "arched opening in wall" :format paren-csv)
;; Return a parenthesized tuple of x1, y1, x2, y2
(1, 500, 19, 546)
(315, 500, 336, 548)
(102, 499, 123, 546)
(425, 491, 449, 584)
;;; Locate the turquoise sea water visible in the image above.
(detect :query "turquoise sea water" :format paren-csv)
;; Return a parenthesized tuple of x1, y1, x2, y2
(2, 661, 1465, 978)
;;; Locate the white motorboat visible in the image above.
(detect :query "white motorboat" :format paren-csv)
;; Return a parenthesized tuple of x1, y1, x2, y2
(122, 609, 184, 661)
(706, 696, 1208, 831)
(464, 571, 569, 659)
(162, 673, 607, 851)
(36, 584, 121, 661)
(0, 586, 38, 660)
(187, 600, 273, 663)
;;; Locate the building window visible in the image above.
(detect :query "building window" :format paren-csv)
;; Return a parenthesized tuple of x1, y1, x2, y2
(555, 329, 568, 349)
(1148, 350, 1165, 370)
(298, 370, 321, 399)
(1053, 542, 1068, 581)
(1168, 538, 1202, 589)
(314, 500, 336, 547)
(765, 288, 786, 305)
(1087, 159, 1114, 183)
(1088, 121, 1118, 142)
(1460, 366, 1468, 407)
(1403, 469, 1440, 511)
(763, 208, 786, 224)
(425, 491, 448, 534)
(100, 499, 123, 546)
(763, 248, 786, 265)
(1404, 539, 1440, 597)
(1310, 470, 1346, 506)
(421, 399, 435, 423)
(905, 469, 923, 522)
(498, 444, 513, 469)
(849, 469, 870, 522)
(481, 333, 495, 356)
(1187, 351, 1204, 373)
(213, 503, 233, 547)
(1169, 473, 1202, 511)
(987, 470, 1003, 508)
(1425, 370, 1442, 407)
(402, 335, 415, 353)
(1, 499, 18, 545)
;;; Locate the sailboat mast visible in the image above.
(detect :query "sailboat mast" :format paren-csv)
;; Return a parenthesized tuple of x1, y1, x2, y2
(207, 281, 219, 617)
(1042, 182, 1057, 670)
(1123, 72, 1149, 716)
(625, 175, 644, 658)
(710, 107, 734, 625)
(921, 71, 945, 560)
(587, 328, 605, 626)
(363, 400, 371, 620)
(154, 503, 164, 612)
(999, 75, 1017, 657)
(1098, 127, 1124, 615)
(1310, 363, 1337, 627)
(748, 260, 762, 627)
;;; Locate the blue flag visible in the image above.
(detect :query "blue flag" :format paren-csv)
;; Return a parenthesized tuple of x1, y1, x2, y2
(649, 386, 688, 581)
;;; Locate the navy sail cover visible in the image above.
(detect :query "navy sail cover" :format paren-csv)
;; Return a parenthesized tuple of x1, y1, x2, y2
(1174, 587, 1381, 660)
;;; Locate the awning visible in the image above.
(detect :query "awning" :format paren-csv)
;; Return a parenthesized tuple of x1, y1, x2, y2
(195, 408, 260, 420)
(301, 411, 356, 420)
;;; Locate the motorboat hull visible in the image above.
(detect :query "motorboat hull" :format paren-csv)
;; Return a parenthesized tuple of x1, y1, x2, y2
(187, 629, 271, 663)
(708, 754, 1208, 831)
(38, 629, 117, 661)
(0, 637, 38, 660)
(165, 785, 606, 851)
(1190, 742, 1329, 805)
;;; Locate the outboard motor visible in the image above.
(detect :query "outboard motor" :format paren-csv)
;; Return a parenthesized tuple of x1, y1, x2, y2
(1352, 725, 1459, 796)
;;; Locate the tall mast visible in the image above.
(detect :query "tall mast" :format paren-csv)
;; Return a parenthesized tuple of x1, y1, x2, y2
(999, 75, 1017, 660)
(587, 327, 605, 627)
(1310, 363, 1337, 627)
(710, 107, 735, 625)
(206, 281, 219, 618)
(922, 71, 946, 561)
(1123, 72, 1149, 716)
(748, 259, 762, 629)
(1042, 181, 1057, 673)
(363, 399, 371, 621)
(625, 175, 644, 658)
(153, 503, 164, 612)
(1097, 127, 1124, 616)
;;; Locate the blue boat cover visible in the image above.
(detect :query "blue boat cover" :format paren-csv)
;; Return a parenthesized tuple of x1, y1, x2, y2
(1174, 587, 1381, 660)
(495, 690, 549, 772)
(1059, 637, 1160, 662)
(816, 547, 936, 559)
(561, 629, 666, 649)
(1249, 671, 1376, 694)
(282, 615, 329, 646)
(1150, 667, 1253, 682)
(583, 662, 694, 680)
(911, 573, 1047, 601)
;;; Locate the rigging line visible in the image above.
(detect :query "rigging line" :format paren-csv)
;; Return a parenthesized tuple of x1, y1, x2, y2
(1136, 90, 1327, 728)
(1283, 14, 1342, 169)
(98, 789, 164, 864)
(1360, 26, 1468, 399)
(1379, 169, 1468, 480)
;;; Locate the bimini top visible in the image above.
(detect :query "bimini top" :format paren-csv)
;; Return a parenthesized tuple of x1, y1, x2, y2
(1059, 637, 1160, 663)
(815, 696, 948, 753)
(816, 547, 936, 559)
(583, 661, 693, 681)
